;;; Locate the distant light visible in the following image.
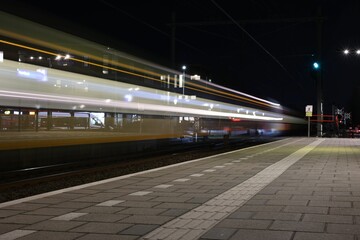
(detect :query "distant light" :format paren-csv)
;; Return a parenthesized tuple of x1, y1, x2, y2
(343, 49, 350, 55)
(313, 62, 319, 69)
(182, 65, 186, 70)
(356, 50, 360, 55)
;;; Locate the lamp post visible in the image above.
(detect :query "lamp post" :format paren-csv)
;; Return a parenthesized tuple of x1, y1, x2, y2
(182, 65, 186, 95)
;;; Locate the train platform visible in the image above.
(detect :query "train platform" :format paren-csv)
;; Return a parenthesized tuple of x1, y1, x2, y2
(0, 137, 359, 240)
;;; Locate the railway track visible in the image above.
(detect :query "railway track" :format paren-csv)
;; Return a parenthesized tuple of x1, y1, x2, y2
(0, 137, 281, 203)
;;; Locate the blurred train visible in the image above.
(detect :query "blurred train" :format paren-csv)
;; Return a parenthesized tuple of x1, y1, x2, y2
(0, 11, 306, 149)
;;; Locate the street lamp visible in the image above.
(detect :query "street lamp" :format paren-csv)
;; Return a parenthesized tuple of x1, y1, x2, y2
(342, 48, 360, 55)
(182, 65, 186, 95)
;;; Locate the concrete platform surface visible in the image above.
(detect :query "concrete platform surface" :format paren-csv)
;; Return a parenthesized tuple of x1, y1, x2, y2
(0, 137, 360, 240)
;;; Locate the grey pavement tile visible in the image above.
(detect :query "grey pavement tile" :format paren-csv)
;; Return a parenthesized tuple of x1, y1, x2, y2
(200, 227, 237, 239)
(119, 207, 167, 215)
(216, 219, 272, 229)
(187, 196, 214, 203)
(293, 232, 354, 240)
(154, 202, 200, 209)
(0, 210, 24, 218)
(330, 208, 360, 216)
(313, 191, 351, 196)
(24, 207, 74, 216)
(0, 214, 50, 224)
(17, 230, 83, 240)
(327, 223, 360, 234)
(332, 196, 360, 202)
(28, 197, 65, 204)
(120, 215, 173, 225)
(270, 220, 325, 232)
(79, 206, 125, 213)
(252, 212, 301, 221)
(239, 205, 283, 212)
(151, 196, 193, 203)
(71, 189, 99, 194)
(119, 224, 159, 235)
(245, 199, 268, 205)
(228, 229, 293, 240)
(53, 193, 87, 200)
(77, 233, 137, 240)
(1, 203, 48, 211)
(0, 223, 26, 234)
(70, 222, 132, 234)
(51, 202, 95, 209)
(309, 200, 352, 208)
(282, 206, 328, 214)
(74, 213, 128, 222)
(159, 208, 189, 217)
(118, 201, 161, 208)
(147, 192, 182, 197)
(24, 220, 85, 231)
(266, 199, 309, 206)
(227, 211, 255, 219)
(252, 194, 292, 200)
(353, 202, 360, 208)
(290, 195, 331, 201)
(302, 214, 353, 224)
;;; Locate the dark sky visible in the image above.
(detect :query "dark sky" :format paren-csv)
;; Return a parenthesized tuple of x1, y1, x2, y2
(2, 1, 360, 120)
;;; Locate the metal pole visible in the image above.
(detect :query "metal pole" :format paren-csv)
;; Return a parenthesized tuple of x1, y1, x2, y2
(316, 5, 323, 137)
(308, 117, 310, 137)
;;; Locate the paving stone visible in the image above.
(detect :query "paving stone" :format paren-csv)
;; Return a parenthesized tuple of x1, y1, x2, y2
(17, 230, 83, 240)
(252, 212, 301, 221)
(309, 200, 352, 208)
(24, 207, 74, 216)
(302, 214, 353, 224)
(76, 233, 137, 240)
(200, 227, 237, 239)
(228, 229, 293, 240)
(0, 210, 23, 218)
(216, 219, 272, 229)
(327, 223, 360, 234)
(120, 215, 173, 225)
(120, 224, 159, 235)
(270, 220, 325, 232)
(24, 220, 86, 231)
(293, 232, 354, 240)
(69, 222, 132, 234)
(282, 206, 328, 214)
(0, 214, 50, 224)
(74, 213, 128, 222)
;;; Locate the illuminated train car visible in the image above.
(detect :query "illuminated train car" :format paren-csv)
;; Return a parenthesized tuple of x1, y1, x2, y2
(0, 11, 306, 152)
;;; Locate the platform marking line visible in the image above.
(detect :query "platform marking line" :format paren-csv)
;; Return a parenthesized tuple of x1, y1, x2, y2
(141, 138, 324, 240)
(153, 184, 173, 189)
(0, 138, 291, 208)
(173, 178, 191, 182)
(96, 200, 125, 206)
(190, 173, 204, 177)
(129, 191, 152, 196)
(0, 230, 36, 240)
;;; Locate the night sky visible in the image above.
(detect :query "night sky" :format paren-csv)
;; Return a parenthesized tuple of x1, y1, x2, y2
(2, 0, 360, 124)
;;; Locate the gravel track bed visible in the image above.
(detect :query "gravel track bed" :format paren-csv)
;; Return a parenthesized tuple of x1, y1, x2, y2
(0, 139, 275, 203)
